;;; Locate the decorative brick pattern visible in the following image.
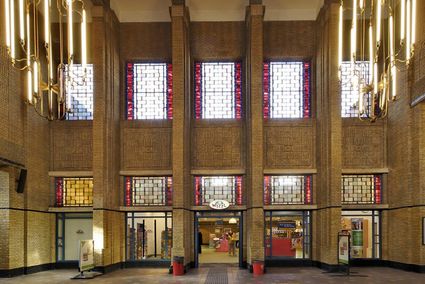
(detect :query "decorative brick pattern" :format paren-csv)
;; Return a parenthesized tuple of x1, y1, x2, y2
(192, 125, 242, 168)
(264, 124, 314, 168)
(122, 126, 171, 170)
(342, 121, 385, 168)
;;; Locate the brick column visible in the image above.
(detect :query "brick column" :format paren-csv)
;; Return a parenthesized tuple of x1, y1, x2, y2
(314, 1, 342, 267)
(170, 2, 192, 266)
(91, 3, 124, 270)
(246, 2, 265, 266)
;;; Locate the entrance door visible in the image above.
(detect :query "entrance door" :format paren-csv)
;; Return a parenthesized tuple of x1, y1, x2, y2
(194, 212, 243, 267)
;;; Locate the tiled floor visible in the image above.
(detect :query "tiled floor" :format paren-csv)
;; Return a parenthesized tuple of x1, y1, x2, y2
(199, 246, 239, 264)
(0, 266, 424, 284)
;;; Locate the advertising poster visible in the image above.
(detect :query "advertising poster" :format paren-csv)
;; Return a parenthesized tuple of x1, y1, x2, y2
(351, 218, 363, 258)
(338, 234, 349, 265)
(79, 240, 94, 272)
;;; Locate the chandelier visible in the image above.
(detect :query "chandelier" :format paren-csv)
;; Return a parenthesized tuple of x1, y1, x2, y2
(4, 0, 88, 120)
(338, 0, 417, 122)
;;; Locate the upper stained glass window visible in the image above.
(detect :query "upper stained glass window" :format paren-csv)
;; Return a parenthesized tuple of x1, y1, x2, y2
(65, 64, 94, 120)
(126, 63, 173, 120)
(340, 61, 371, 117)
(263, 62, 311, 119)
(194, 62, 242, 119)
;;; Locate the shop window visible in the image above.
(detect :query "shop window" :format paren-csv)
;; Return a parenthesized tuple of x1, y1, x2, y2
(194, 62, 242, 119)
(265, 211, 311, 259)
(55, 177, 93, 207)
(341, 210, 381, 259)
(194, 176, 243, 206)
(341, 175, 382, 204)
(264, 175, 312, 205)
(263, 61, 311, 119)
(65, 64, 94, 120)
(126, 63, 173, 120)
(340, 61, 371, 117)
(126, 212, 172, 261)
(124, 177, 173, 206)
(56, 213, 93, 261)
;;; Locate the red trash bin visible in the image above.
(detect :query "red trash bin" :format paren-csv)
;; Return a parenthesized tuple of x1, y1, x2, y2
(252, 260, 264, 275)
(172, 256, 184, 276)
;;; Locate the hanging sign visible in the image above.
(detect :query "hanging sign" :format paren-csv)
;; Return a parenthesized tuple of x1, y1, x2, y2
(209, 200, 230, 210)
(79, 240, 94, 272)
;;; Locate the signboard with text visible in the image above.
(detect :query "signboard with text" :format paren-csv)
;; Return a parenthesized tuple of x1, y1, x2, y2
(79, 240, 94, 272)
(338, 234, 350, 265)
(209, 200, 230, 210)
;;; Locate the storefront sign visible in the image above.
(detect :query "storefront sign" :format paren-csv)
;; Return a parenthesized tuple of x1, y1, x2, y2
(277, 221, 296, 229)
(209, 200, 230, 210)
(79, 240, 94, 272)
(338, 234, 349, 265)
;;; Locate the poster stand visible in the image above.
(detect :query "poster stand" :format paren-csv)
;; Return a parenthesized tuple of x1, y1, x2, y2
(72, 240, 102, 280)
(337, 232, 350, 276)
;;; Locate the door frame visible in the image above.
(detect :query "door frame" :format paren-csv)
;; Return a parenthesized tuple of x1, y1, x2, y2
(194, 211, 243, 268)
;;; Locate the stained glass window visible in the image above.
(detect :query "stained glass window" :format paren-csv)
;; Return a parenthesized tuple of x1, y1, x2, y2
(55, 177, 93, 207)
(341, 175, 382, 204)
(340, 61, 371, 117)
(264, 175, 312, 205)
(125, 177, 173, 206)
(194, 62, 242, 119)
(65, 64, 94, 120)
(263, 62, 311, 119)
(194, 176, 243, 205)
(126, 63, 173, 120)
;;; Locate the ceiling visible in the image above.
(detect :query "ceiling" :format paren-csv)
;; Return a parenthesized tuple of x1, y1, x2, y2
(110, 0, 324, 23)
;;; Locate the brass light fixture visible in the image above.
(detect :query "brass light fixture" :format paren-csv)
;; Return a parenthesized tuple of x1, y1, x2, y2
(4, 0, 88, 120)
(338, 0, 417, 122)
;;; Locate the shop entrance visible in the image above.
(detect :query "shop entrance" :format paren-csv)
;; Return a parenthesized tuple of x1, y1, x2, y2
(194, 212, 243, 267)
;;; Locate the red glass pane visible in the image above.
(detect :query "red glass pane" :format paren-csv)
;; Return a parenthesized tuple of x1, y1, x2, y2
(56, 178, 63, 207)
(125, 177, 132, 206)
(263, 63, 270, 119)
(263, 176, 271, 205)
(235, 63, 242, 119)
(236, 176, 243, 205)
(166, 177, 173, 206)
(374, 175, 382, 204)
(194, 176, 201, 205)
(126, 63, 134, 120)
(195, 63, 202, 119)
(305, 175, 312, 204)
(167, 64, 173, 119)
(303, 62, 311, 118)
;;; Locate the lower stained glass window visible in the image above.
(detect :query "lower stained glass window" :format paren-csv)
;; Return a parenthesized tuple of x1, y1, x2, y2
(125, 177, 173, 206)
(55, 177, 93, 207)
(264, 175, 312, 205)
(194, 176, 243, 205)
(341, 175, 382, 204)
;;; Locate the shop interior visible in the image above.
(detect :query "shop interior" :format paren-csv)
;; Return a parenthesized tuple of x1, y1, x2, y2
(341, 210, 380, 259)
(197, 217, 240, 264)
(265, 212, 308, 259)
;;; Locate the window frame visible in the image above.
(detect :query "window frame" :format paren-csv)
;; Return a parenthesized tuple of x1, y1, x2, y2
(125, 62, 173, 120)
